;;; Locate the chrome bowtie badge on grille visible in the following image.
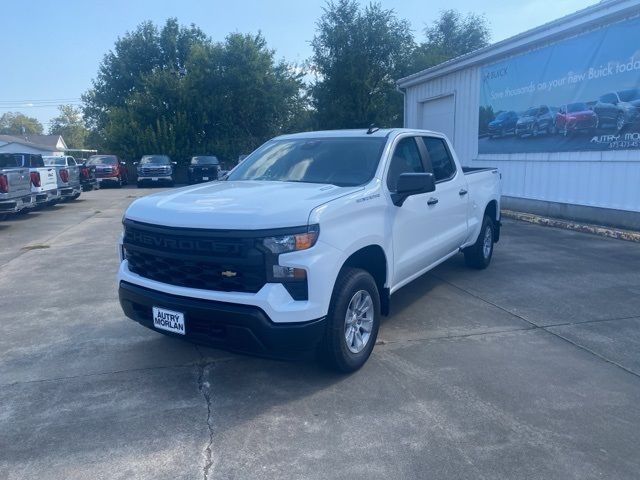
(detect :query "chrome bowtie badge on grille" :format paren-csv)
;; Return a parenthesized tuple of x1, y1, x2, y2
(221, 270, 237, 278)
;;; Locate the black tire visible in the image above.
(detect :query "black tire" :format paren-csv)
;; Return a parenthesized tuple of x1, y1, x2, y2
(320, 268, 380, 373)
(116, 177, 123, 188)
(464, 215, 495, 270)
(137, 181, 143, 188)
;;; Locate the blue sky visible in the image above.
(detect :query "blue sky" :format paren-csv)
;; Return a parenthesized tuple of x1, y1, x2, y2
(2, 0, 596, 129)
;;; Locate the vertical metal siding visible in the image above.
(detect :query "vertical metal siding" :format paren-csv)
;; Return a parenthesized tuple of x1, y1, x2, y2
(404, 65, 640, 213)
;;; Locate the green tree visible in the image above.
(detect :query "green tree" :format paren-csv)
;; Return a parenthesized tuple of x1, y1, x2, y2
(48, 105, 88, 148)
(412, 10, 491, 71)
(0, 112, 44, 135)
(310, 0, 415, 129)
(83, 19, 306, 164)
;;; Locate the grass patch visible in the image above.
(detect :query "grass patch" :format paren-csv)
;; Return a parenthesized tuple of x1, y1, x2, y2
(21, 244, 50, 251)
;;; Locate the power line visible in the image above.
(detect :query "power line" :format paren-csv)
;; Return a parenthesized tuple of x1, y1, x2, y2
(0, 98, 81, 104)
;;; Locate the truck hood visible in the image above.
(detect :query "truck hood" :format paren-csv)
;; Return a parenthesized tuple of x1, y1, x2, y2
(125, 180, 362, 229)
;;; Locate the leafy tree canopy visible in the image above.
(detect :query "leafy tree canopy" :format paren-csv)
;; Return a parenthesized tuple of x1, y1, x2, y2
(310, 0, 414, 129)
(0, 112, 44, 136)
(83, 18, 306, 163)
(48, 105, 88, 149)
(412, 10, 491, 71)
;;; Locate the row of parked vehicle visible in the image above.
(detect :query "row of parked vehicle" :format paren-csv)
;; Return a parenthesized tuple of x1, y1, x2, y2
(0, 152, 227, 220)
(0, 153, 97, 220)
(84, 154, 224, 188)
(487, 88, 640, 138)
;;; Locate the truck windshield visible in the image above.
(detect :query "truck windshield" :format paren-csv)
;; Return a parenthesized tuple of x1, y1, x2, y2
(88, 156, 117, 165)
(141, 156, 170, 165)
(227, 137, 387, 187)
(191, 156, 218, 165)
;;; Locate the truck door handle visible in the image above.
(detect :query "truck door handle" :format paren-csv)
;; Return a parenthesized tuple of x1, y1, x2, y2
(427, 197, 439, 206)
(459, 189, 468, 196)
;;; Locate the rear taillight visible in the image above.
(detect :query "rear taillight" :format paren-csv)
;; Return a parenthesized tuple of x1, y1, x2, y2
(60, 169, 69, 183)
(30, 171, 41, 187)
(81, 167, 89, 179)
(0, 174, 8, 193)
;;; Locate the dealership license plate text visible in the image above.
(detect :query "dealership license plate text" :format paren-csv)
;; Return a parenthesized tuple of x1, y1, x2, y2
(153, 307, 185, 335)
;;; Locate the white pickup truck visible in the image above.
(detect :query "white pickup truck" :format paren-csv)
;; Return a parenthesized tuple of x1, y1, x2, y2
(43, 156, 82, 201)
(0, 154, 33, 218)
(15, 153, 60, 207)
(118, 129, 501, 371)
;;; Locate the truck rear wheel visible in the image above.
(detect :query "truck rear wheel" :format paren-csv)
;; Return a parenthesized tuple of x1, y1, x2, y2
(464, 215, 494, 269)
(321, 268, 380, 373)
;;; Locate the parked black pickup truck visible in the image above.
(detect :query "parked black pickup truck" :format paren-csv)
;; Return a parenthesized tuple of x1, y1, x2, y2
(75, 159, 99, 191)
(187, 155, 219, 184)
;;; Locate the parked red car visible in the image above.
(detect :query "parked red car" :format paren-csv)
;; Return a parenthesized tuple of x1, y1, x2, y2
(87, 155, 128, 187)
(554, 102, 598, 136)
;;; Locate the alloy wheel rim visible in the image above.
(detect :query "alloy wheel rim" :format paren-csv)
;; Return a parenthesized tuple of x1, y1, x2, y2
(483, 226, 492, 259)
(344, 290, 374, 354)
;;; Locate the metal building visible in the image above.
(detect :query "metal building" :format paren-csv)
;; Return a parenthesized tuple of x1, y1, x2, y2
(397, 0, 640, 230)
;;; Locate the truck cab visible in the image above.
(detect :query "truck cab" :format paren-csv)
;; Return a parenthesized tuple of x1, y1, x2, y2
(118, 129, 501, 372)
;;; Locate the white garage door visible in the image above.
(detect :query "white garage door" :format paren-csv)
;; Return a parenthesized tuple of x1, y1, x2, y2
(418, 94, 455, 142)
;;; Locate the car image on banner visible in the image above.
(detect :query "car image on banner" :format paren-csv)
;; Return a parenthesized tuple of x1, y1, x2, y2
(478, 16, 640, 154)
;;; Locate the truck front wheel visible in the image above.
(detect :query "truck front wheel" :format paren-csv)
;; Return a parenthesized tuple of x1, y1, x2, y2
(464, 215, 494, 269)
(321, 268, 380, 373)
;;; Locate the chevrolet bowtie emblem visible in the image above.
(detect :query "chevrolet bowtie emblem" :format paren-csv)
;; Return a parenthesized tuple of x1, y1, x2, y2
(221, 270, 237, 278)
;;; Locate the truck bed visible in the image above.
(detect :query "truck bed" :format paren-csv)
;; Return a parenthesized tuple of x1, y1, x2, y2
(462, 166, 498, 175)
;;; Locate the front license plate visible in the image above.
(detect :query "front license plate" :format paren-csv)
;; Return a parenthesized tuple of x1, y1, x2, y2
(153, 307, 185, 335)
(202, 176, 209, 181)
(151, 177, 159, 181)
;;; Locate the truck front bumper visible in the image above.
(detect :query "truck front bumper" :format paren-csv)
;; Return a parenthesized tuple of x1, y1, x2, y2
(119, 281, 326, 358)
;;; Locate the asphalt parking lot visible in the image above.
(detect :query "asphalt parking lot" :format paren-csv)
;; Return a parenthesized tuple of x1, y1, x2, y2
(1, 187, 639, 480)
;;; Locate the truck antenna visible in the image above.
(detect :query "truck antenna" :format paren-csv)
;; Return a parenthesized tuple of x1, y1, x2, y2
(366, 124, 379, 135)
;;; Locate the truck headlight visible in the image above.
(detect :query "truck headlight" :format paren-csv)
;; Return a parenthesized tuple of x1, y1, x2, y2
(262, 225, 319, 254)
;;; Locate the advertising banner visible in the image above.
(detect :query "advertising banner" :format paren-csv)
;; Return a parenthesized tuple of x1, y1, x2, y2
(478, 16, 640, 154)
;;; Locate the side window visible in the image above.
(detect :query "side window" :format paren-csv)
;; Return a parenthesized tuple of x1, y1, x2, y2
(539, 106, 549, 114)
(422, 137, 456, 182)
(386, 137, 424, 192)
(68, 157, 76, 166)
(600, 93, 617, 104)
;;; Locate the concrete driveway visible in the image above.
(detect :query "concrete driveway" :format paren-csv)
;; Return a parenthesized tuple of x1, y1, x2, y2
(1, 187, 639, 480)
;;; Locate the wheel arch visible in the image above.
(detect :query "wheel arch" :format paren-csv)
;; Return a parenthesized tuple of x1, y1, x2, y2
(484, 199, 500, 242)
(339, 244, 390, 316)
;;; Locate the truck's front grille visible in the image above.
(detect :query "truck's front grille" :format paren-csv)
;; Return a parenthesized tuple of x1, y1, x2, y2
(141, 167, 169, 175)
(123, 221, 267, 293)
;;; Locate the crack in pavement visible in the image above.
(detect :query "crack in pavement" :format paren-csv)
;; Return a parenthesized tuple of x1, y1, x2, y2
(196, 346, 216, 480)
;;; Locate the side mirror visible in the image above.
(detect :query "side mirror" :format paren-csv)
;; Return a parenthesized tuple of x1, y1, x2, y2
(391, 173, 435, 207)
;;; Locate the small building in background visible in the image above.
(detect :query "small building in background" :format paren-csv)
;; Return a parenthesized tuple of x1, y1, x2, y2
(397, 0, 640, 230)
(0, 134, 67, 156)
